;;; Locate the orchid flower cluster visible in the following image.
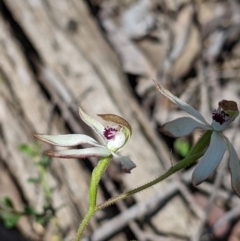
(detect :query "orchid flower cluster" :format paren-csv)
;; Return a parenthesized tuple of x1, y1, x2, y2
(34, 80, 240, 240)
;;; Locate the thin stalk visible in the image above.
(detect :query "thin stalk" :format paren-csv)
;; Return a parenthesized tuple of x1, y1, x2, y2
(39, 165, 52, 205)
(97, 130, 212, 210)
(74, 156, 112, 241)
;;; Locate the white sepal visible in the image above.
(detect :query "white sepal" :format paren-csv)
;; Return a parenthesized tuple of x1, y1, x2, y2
(192, 132, 226, 185)
(153, 80, 210, 126)
(224, 136, 240, 197)
(34, 134, 103, 147)
(46, 147, 111, 158)
(112, 152, 136, 173)
(161, 117, 211, 137)
(79, 107, 106, 143)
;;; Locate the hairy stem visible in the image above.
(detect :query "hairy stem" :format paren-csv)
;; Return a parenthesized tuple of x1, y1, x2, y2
(74, 156, 112, 241)
(97, 130, 212, 210)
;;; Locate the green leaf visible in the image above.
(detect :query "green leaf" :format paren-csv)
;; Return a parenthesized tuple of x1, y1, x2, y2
(3, 197, 14, 208)
(35, 216, 45, 225)
(1, 212, 20, 228)
(41, 155, 51, 169)
(19, 144, 37, 157)
(174, 139, 190, 157)
(24, 206, 36, 215)
(27, 177, 40, 184)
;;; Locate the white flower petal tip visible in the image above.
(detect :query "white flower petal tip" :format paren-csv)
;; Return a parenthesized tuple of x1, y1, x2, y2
(192, 132, 226, 186)
(45, 147, 111, 159)
(113, 153, 136, 173)
(152, 80, 209, 126)
(34, 134, 101, 147)
(78, 107, 105, 141)
(160, 117, 210, 138)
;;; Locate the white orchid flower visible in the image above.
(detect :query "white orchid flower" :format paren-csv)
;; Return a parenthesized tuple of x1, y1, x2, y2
(34, 108, 136, 173)
(153, 80, 240, 196)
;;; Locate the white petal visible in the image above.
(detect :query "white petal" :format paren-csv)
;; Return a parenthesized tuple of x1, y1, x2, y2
(153, 80, 210, 126)
(211, 120, 230, 132)
(212, 117, 238, 131)
(192, 132, 226, 185)
(161, 117, 211, 137)
(107, 131, 126, 150)
(34, 134, 103, 147)
(79, 108, 106, 143)
(224, 137, 240, 197)
(45, 147, 111, 158)
(112, 153, 136, 173)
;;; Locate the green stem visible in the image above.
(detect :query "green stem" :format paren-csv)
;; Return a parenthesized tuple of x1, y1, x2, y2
(97, 130, 212, 210)
(33, 154, 52, 206)
(74, 156, 112, 241)
(39, 165, 52, 205)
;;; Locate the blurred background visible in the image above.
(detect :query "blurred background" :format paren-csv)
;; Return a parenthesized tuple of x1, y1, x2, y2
(1, 0, 240, 240)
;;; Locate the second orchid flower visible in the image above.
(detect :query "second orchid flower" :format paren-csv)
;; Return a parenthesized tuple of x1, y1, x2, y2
(154, 80, 240, 197)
